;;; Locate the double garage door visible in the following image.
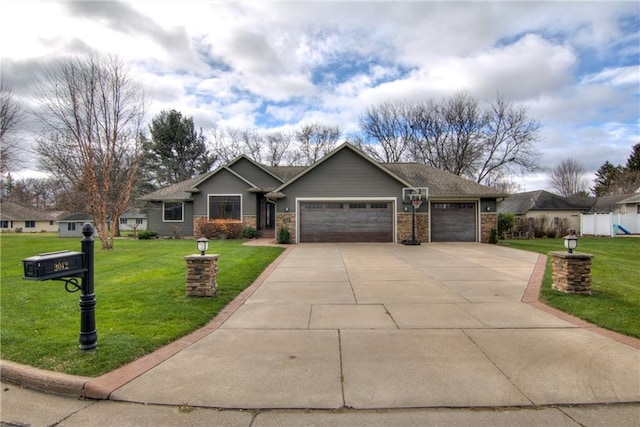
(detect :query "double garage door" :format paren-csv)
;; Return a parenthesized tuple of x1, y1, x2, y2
(299, 200, 477, 243)
(299, 201, 393, 243)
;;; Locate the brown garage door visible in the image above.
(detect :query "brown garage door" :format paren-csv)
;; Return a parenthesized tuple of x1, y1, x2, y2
(430, 202, 477, 242)
(299, 201, 393, 243)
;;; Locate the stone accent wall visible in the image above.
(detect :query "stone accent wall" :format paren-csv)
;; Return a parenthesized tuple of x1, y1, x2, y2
(276, 213, 296, 243)
(184, 254, 219, 297)
(550, 251, 593, 295)
(397, 212, 429, 243)
(480, 213, 498, 243)
(242, 215, 256, 230)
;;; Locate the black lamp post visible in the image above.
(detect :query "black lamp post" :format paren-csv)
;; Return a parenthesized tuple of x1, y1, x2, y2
(563, 232, 578, 254)
(197, 237, 209, 256)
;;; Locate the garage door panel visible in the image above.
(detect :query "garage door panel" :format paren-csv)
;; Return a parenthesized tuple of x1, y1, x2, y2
(300, 202, 393, 243)
(431, 202, 476, 242)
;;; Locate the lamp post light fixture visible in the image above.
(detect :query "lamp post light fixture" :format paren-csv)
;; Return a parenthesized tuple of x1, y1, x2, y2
(197, 237, 209, 256)
(563, 232, 578, 254)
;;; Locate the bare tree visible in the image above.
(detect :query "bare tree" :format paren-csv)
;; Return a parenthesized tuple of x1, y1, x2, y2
(0, 83, 24, 174)
(207, 126, 245, 165)
(476, 94, 541, 185)
(550, 159, 590, 197)
(359, 92, 541, 182)
(265, 130, 294, 166)
(295, 123, 340, 165)
(356, 101, 412, 162)
(33, 51, 147, 249)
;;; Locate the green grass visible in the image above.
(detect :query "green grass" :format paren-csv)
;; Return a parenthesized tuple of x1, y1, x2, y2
(0, 233, 283, 376)
(499, 237, 640, 338)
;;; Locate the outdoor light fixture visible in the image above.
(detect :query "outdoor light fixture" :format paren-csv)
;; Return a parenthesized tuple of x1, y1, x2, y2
(563, 232, 578, 254)
(285, 206, 289, 212)
(197, 237, 209, 256)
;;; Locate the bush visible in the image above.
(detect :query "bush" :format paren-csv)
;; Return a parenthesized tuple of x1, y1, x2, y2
(497, 213, 514, 236)
(489, 228, 499, 244)
(196, 218, 243, 239)
(277, 225, 290, 244)
(242, 227, 259, 239)
(138, 230, 158, 240)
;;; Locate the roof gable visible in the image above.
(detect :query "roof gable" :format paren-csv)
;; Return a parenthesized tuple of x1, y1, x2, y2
(271, 143, 412, 194)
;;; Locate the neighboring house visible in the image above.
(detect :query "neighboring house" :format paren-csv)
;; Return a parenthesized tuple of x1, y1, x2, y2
(498, 190, 636, 236)
(0, 201, 57, 233)
(498, 190, 588, 235)
(118, 208, 148, 232)
(139, 143, 504, 243)
(617, 192, 640, 215)
(57, 212, 94, 237)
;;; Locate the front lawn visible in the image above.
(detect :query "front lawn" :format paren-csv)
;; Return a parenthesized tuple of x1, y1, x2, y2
(499, 237, 640, 338)
(0, 234, 284, 376)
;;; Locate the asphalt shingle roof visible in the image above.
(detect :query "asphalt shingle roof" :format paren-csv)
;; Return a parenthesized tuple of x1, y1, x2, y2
(0, 201, 55, 221)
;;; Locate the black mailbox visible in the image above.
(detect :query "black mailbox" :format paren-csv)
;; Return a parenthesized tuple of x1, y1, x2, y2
(23, 250, 86, 281)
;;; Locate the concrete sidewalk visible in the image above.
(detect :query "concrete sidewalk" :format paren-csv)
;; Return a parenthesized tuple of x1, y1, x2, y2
(2, 243, 639, 426)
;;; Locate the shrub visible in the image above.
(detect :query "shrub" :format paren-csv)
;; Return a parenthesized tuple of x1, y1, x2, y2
(195, 218, 243, 239)
(138, 230, 158, 240)
(242, 227, 259, 239)
(497, 213, 514, 236)
(277, 225, 290, 244)
(489, 228, 499, 244)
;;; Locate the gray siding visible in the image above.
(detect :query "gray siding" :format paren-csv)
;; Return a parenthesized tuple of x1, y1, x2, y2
(146, 201, 194, 237)
(229, 158, 282, 188)
(279, 149, 406, 212)
(194, 169, 256, 217)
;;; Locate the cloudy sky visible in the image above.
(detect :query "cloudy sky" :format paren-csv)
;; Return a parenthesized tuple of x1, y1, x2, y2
(2, 0, 639, 191)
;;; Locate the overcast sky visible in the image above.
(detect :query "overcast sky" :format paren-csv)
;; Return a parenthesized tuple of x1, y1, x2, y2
(2, 1, 638, 191)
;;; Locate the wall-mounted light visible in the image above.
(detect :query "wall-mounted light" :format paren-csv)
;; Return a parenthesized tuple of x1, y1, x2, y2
(563, 232, 578, 254)
(197, 237, 209, 256)
(486, 205, 491, 211)
(404, 206, 408, 212)
(285, 206, 289, 212)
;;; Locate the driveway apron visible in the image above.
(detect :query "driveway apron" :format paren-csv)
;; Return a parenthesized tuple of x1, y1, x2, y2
(110, 243, 640, 409)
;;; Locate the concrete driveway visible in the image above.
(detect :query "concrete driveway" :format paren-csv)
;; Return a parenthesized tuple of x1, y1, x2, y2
(107, 243, 640, 409)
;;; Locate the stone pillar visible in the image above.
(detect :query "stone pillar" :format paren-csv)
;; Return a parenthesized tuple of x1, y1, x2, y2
(549, 251, 594, 295)
(184, 254, 220, 297)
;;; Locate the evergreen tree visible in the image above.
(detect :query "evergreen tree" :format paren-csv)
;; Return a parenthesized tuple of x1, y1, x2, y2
(625, 143, 640, 171)
(141, 110, 216, 188)
(592, 161, 623, 196)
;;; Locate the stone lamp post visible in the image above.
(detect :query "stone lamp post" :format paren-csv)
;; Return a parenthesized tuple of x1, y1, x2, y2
(184, 237, 219, 297)
(550, 232, 593, 295)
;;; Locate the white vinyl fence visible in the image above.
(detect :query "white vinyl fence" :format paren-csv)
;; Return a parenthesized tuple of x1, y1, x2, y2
(580, 213, 640, 236)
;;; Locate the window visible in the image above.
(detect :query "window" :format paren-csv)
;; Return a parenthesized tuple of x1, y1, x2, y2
(1, 221, 8, 228)
(136, 218, 144, 225)
(304, 202, 323, 209)
(370, 203, 388, 209)
(68, 223, 76, 231)
(349, 203, 366, 209)
(163, 202, 184, 222)
(209, 195, 241, 220)
(25, 221, 35, 228)
(120, 218, 128, 225)
(326, 203, 344, 209)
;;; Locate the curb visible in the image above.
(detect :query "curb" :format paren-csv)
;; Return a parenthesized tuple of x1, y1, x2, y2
(0, 359, 88, 397)
(1, 244, 294, 399)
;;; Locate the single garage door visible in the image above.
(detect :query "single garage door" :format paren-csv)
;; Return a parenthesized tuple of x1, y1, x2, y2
(299, 201, 393, 243)
(430, 202, 477, 242)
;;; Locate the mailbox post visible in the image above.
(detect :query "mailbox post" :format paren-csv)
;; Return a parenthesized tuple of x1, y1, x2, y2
(22, 223, 97, 351)
(78, 223, 97, 350)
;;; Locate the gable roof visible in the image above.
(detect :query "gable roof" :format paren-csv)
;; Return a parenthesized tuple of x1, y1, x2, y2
(617, 193, 640, 204)
(0, 201, 55, 221)
(139, 142, 508, 202)
(269, 143, 414, 195)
